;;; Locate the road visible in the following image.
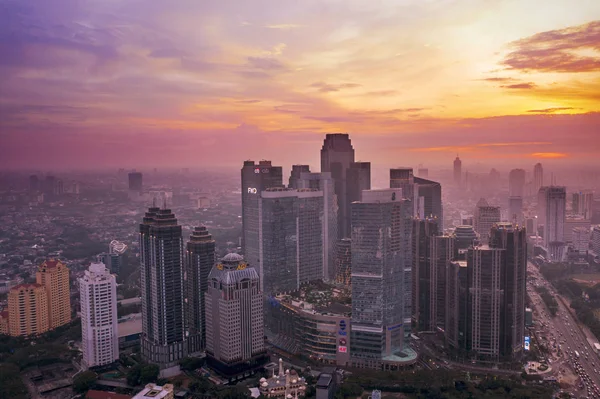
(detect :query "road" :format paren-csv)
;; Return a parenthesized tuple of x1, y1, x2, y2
(528, 262, 600, 398)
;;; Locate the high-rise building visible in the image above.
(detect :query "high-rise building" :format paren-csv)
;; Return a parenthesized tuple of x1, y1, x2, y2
(258, 188, 324, 295)
(509, 169, 526, 198)
(347, 161, 371, 206)
(185, 226, 216, 354)
(321, 134, 356, 239)
(335, 238, 352, 286)
(474, 199, 500, 245)
(453, 156, 462, 187)
(446, 224, 527, 362)
(36, 259, 71, 329)
(44, 175, 56, 197)
(241, 160, 283, 268)
(414, 177, 443, 227)
(288, 165, 311, 189)
(591, 226, 600, 254)
(508, 197, 524, 225)
(573, 191, 594, 220)
(533, 163, 543, 194)
(390, 168, 415, 209)
(128, 172, 143, 192)
(7, 284, 49, 336)
(79, 262, 119, 369)
(542, 187, 566, 260)
(297, 172, 338, 281)
(99, 240, 128, 275)
(412, 218, 438, 331)
(350, 189, 413, 368)
(139, 206, 187, 372)
(489, 223, 527, 361)
(205, 253, 266, 377)
(417, 167, 429, 178)
(412, 219, 454, 332)
(29, 175, 39, 192)
(431, 235, 455, 330)
(453, 225, 478, 251)
(572, 227, 590, 255)
(564, 217, 591, 243)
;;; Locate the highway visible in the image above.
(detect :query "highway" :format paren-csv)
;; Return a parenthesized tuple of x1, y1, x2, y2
(528, 262, 600, 398)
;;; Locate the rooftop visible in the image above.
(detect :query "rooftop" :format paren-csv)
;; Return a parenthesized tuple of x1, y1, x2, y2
(132, 384, 174, 399)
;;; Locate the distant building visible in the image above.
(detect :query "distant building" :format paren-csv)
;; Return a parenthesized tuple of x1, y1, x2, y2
(259, 188, 324, 295)
(29, 175, 39, 192)
(205, 253, 266, 378)
(288, 165, 311, 189)
(564, 217, 591, 243)
(592, 226, 600, 254)
(454, 156, 462, 187)
(572, 227, 590, 255)
(132, 384, 174, 399)
(335, 238, 352, 286)
(99, 240, 128, 275)
(541, 187, 566, 261)
(7, 284, 49, 336)
(533, 163, 543, 194)
(346, 161, 371, 208)
(321, 133, 356, 239)
(241, 160, 283, 269)
(573, 191, 594, 220)
(417, 168, 429, 178)
(414, 177, 443, 228)
(474, 198, 500, 245)
(0, 311, 8, 335)
(508, 197, 524, 225)
(350, 189, 416, 369)
(79, 262, 119, 369)
(185, 226, 216, 354)
(509, 169, 526, 198)
(140, 206, 187, 374)
(36, 259, 71, 329)
(128, 172, 143, 192)
(390, 167, 416, 214)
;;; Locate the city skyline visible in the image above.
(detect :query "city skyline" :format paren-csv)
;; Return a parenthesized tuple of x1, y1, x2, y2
(1, 0, 599, 169)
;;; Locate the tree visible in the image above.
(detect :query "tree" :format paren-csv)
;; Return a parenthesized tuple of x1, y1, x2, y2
(140, 364, 160, 384)
(180, 356, 205, 371)
(216, 385, 251, 399)
(0, 364, 28, 399)
(73, 371, 97, 393)
(127, 365, 142, 386)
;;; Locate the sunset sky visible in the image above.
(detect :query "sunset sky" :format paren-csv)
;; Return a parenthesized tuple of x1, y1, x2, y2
(1, 0, 599, 170)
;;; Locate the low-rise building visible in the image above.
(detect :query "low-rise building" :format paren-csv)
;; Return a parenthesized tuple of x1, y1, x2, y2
(258, 358, 307, 398)
(132, 384, 174, 399)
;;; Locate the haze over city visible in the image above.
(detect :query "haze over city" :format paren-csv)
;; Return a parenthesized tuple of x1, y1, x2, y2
(1, 0, 599, 170)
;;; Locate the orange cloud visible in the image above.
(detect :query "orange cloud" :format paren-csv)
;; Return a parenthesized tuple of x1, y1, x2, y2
(530, 152, 568, 158)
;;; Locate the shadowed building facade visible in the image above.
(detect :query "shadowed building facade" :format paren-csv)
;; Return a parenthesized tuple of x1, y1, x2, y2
(140, 206, 187, 373)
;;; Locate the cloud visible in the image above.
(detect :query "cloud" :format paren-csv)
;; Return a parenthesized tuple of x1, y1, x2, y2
(527, 107, 576, 113)
(148, 48, 189, 58)
(531, 152, 568, 158)
(481, 77, 515, 82)
(501, 82, 537, 89)
(361, 90, 399, 96)
(246, 56, 287, 70)
(310, 81, 362, 93)
(265, 24, 305, 30)
(502, 20, 600, 72)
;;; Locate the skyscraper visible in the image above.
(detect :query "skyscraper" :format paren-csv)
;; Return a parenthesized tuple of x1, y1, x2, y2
(573, 191, 594, 220)
(533, 163, 543, 194)
(489, 223, 527, 361)
(390, 168, 415, 208)
(414, 177, 443, 227)
(185, 226, 216, 354)
(412, 218, 438, 331)
(128, 172, 143, 192)
(7, 284, 49, 336)
(140, 206, 187, 373)
(431, 234, 455, 331)
(99, 240, 128, 275)
(258, 188, 324, 295)
(79, 262, 119, 369)
(241, 160, 283, 269)
(474, 199, 501, 245)
(29, 175, 39, 192)
(350, 189, 413, 368)
(335, 238, 352, 286)
(321, 134, 355, 239)
(288, 165, 311, 189)
(508, 197, 524, 225)
(205, 253, 266, 377)
(297, 172, 338, 281)
(36, 259, 71, 329)
(347, 161, 371, 206)
(508, 169, 526, 198)
(543, 186, 566, 261)
(453, 156, 462, 187)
